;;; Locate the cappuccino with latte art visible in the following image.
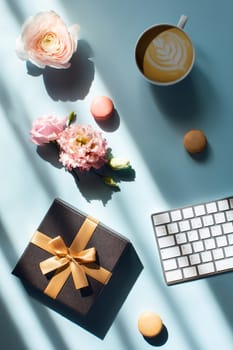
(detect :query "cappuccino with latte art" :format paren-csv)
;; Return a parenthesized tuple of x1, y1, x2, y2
(143, 26, 194, 83)
(135, 18, 195, 86)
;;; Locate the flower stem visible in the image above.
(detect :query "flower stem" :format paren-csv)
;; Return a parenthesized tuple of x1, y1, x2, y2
(66, 111, 76, 127)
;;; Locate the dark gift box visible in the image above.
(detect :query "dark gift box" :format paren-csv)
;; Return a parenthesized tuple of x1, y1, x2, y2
(12, 198, 143, 338)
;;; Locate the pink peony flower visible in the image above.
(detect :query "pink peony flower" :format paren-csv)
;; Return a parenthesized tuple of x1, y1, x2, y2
(57, 124, 108, 171)
(30, 115, 67, 145)
(16, 11, 79, 69)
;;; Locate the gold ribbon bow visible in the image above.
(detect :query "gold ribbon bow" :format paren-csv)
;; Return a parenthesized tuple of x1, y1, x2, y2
(31, 216, 112, 299)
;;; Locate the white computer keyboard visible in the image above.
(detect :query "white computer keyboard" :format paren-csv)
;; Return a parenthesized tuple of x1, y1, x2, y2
(151, 196, 233, 285)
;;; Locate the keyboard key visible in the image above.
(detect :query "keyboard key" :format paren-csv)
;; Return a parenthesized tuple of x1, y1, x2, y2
(224, 246, 233, 257)
(203, 215, 214, 227)
(182, 207, 194, 219)
(222, 222, 233, 234)
(212, 248, 224, 260)
(215, 257, 233, 271)
(181, 243, 192, 255)
(191, 217, 202, 229)
(226, 210, 233, 221)
(198, 262, 215, 275)
(183, 266, 197, 278)
(176, 233, 187, 244)
(201, 251, 212, 262)
(158, 236, 175, 248)
(214, 212, 225, 224)
(206, 202, 217, 213)
(155, 225, 167, 237)
(194, 205, 206, 216)
(187, 230, 199, 242)
(216, 236, 227, 247)
(177, 256, 189, 268)
(170, 210, 182, 221)
(229, 198, 233, 208)
(193, 241, 204, 252)
(163, 258, 177, 271)
(179, 220, 190, 232)
(160, 246, 180, 260)
(210, 225, 222, 236)
(153, 212, 170, 225)
(228, 234, 233, 244)
(199, 227, 210, 239)
(167, 222, 179, 234)
(189, 253, 201, 265)
(204, 238, 216, 250)
(217, 199, 229, 211)
(165, 269, 183, 283)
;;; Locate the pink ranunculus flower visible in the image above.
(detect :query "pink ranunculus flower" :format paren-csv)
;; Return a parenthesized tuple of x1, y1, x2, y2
(30, 115, 67, 145)
(16, 11, 79, 69)
(57, 124, 108, 171)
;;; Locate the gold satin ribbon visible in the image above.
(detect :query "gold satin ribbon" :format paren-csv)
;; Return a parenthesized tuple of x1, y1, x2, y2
(31, 216, 112, 299)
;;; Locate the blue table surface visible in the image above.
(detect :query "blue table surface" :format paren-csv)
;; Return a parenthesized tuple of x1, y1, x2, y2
(2, 0, 233, 349)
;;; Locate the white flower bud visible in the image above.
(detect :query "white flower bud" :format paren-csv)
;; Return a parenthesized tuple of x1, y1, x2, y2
(109, 157, 130, 170)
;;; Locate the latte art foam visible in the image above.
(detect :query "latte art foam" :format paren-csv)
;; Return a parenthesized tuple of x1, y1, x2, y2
(143, 27, 194, 83)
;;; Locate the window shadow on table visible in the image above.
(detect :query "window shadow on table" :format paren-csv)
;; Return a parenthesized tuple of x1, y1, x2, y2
(20, 243, 143, 339)
(27, 39, 95, 102)
(0, 78, 61, 200)
(114, 198, 202, 350)
(135, 65, 220, 207)
(207, 272, 233, 331)
(0, 217, 72, 350)
(151, 63, 218, 121)
(4, 0, 25, 24)
(146, 65, 220, 156)
(0, 295, 28, 350)
(149, 67, 204, 127)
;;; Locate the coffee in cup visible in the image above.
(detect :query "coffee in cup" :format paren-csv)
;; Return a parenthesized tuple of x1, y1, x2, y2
(135, 15, 195, 86)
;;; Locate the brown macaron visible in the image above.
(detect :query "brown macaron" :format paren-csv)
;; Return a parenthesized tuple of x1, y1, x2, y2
(183, 129, 207, 154)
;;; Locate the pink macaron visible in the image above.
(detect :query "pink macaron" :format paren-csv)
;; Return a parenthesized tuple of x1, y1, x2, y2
(90, 96, 114, 121)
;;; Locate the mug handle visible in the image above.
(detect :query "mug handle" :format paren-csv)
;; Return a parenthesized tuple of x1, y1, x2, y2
(177, 15, 188, 29)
